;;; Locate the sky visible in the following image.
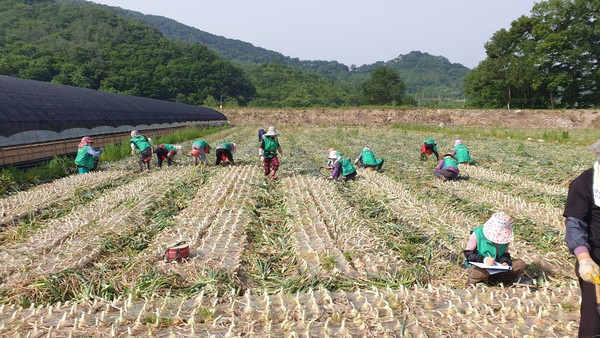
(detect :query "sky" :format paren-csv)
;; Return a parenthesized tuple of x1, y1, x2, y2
(89, 0, 540, 69)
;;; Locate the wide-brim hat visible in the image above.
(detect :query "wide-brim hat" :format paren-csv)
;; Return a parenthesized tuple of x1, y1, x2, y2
(328, 150, 339, 159)
(443, 153, 456, 159)
(265, 126, 280, 136)
(482, 212, 514, 244)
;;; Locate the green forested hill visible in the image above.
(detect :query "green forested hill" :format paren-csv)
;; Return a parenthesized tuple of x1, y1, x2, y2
(0, 0, 255, 105)
(0, 0, 470, 108)
(106, 5, 470, 102)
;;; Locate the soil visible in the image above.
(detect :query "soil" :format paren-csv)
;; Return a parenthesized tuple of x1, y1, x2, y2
(222, 108, 600, 129)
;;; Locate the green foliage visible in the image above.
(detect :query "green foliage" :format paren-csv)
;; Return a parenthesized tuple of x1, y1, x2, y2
(0, 0, 255, 105)
(465, 0, 600, 108)
(361, 67, 406, 105)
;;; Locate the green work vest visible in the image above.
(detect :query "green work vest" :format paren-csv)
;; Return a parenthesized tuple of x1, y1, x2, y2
(361, 149, 383, 166)
(455, 144, 471, 163)
(130, 136, 151, 152)
(164, 144, 176, 153)
(424, 138, 437, 152)
(442, 156, 458, 170)
(263, 136, 279, 159)
(218, 142, 232, 152)
(340, 158, 356, 176)
(193, 140, 209, 149)
(74, 146, 95, 169)
(464, 226, 508, 267)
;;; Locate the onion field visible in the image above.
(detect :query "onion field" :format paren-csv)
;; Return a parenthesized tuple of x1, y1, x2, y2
(0, 124, 588, 336)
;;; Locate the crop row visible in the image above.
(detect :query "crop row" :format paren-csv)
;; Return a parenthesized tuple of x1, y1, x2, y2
(0, 282, 580, 337)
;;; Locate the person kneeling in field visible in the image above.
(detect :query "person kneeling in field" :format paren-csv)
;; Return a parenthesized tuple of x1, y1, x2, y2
(191, 139, 211, 166)
(215, 142, 236, 165)
(453, 139, 472, 165)
(463, 211, 525, 287)
(74, 137, 102, 174)
(420, 138, 439, 161)
(259, 126, 283, 180)
(329, 151, 357, 181)
(355, 146, 384, 172)
(433, 153, 460, 181)
(154, 144, 181, 167)
(130, 130, 152, 172)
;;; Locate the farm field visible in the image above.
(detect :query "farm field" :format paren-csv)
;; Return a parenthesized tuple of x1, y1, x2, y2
(0, 123, 591, 336)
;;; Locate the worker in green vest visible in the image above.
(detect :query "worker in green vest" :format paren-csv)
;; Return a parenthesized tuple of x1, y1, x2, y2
(130, 130, 153, 172)
(463, 212, 525, 287)
(355, 146, 384, 171)
(420, 138, 439, 161)
(154, 143, 181, 167)
(215, 142, 236, 165)
(329, 151, 357, 181)
(433, 153, 460, 181)
(453, 139, 472, 164)
(259, 126, 283, 180)
(74, 137, 102, 174)
(191, 139, 211, 166)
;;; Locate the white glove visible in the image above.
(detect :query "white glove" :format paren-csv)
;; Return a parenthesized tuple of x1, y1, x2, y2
(260, 155, 264, 162)
(579, 257, 600, 284)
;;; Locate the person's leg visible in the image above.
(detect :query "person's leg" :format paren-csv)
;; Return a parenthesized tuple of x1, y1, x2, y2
(576, 257, 600, 337)
(263, 157, 271, 175)
(377, 159, 384, 171)
(433, 170, 447, 181)
(269, 156, 280, 179)
(167, 150, 175, 166)
(200, 149, 207, 165)
(138, 153, 144, 172)
(224, 149, 234, 164)
(445, 170, 459, 180)
(466, 266, 490, 287)
(215, 149, 223, 165)
(78, 167, 89, 174)
(344, 172, 357, 181)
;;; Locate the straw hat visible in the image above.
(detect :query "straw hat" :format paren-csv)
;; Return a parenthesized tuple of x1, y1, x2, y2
(328, 150, 339, 159)
(265, 126, 280, 136)
(482, 212, 514, 244)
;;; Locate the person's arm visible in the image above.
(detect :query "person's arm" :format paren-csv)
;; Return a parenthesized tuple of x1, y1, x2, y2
(87, 147, 102, 157)
(354, 153, 363, 165)
(463, 232, 484, 263)
(435, 160, 444, 170)
(331, 161, 342, 179)
(565, 217, 591, 255)
(259, 139, 265, 159)
(498, 244, 513, 266)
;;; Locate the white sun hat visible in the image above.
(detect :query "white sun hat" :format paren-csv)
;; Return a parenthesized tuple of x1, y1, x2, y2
(265, 126, 280, 136)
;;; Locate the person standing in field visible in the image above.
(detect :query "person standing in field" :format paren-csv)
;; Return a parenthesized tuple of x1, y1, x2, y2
(154, 144, 181, 167)
(433, 153, 460, 181)
(453, 139, 472, 164)
(259, 126, 283, 180)
(355, 146, 384, 171)
(421, 138, 439, 161)
(563, 140, 600, 337)
(463, 211, 525, 287)
(74, 137, 102, 174)
(329, 151, 357, 181)
(215, 142, 236, 165)
(130, 130, 152, 172)
(191, 139, 211, 166)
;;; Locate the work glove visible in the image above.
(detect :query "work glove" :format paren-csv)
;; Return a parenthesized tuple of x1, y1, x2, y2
(131, 150, 136, 156)
(259, 155, 264, 162)
(579, 257, 600, 284)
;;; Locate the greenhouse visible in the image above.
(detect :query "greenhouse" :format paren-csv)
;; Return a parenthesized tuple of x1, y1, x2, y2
(0, 75, 226, 147)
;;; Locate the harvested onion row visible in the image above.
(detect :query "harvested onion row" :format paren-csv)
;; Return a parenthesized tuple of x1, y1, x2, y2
(0, 170, 129, 227)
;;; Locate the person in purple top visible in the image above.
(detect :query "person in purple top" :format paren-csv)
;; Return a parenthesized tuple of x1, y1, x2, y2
(563, 140, 600, 337)
(433, 153, 459, 181)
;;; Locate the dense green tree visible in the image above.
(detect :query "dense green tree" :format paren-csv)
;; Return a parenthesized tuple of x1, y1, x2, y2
(465, 0, 599, 108)
(361, 67, 405, 105)
(0, 0, 255, 105)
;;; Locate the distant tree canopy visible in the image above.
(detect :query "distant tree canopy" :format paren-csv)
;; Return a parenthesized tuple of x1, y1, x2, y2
(464, 0, 600, 109)
(361, 67, 406, 106)
(0, 0, 255, 105)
